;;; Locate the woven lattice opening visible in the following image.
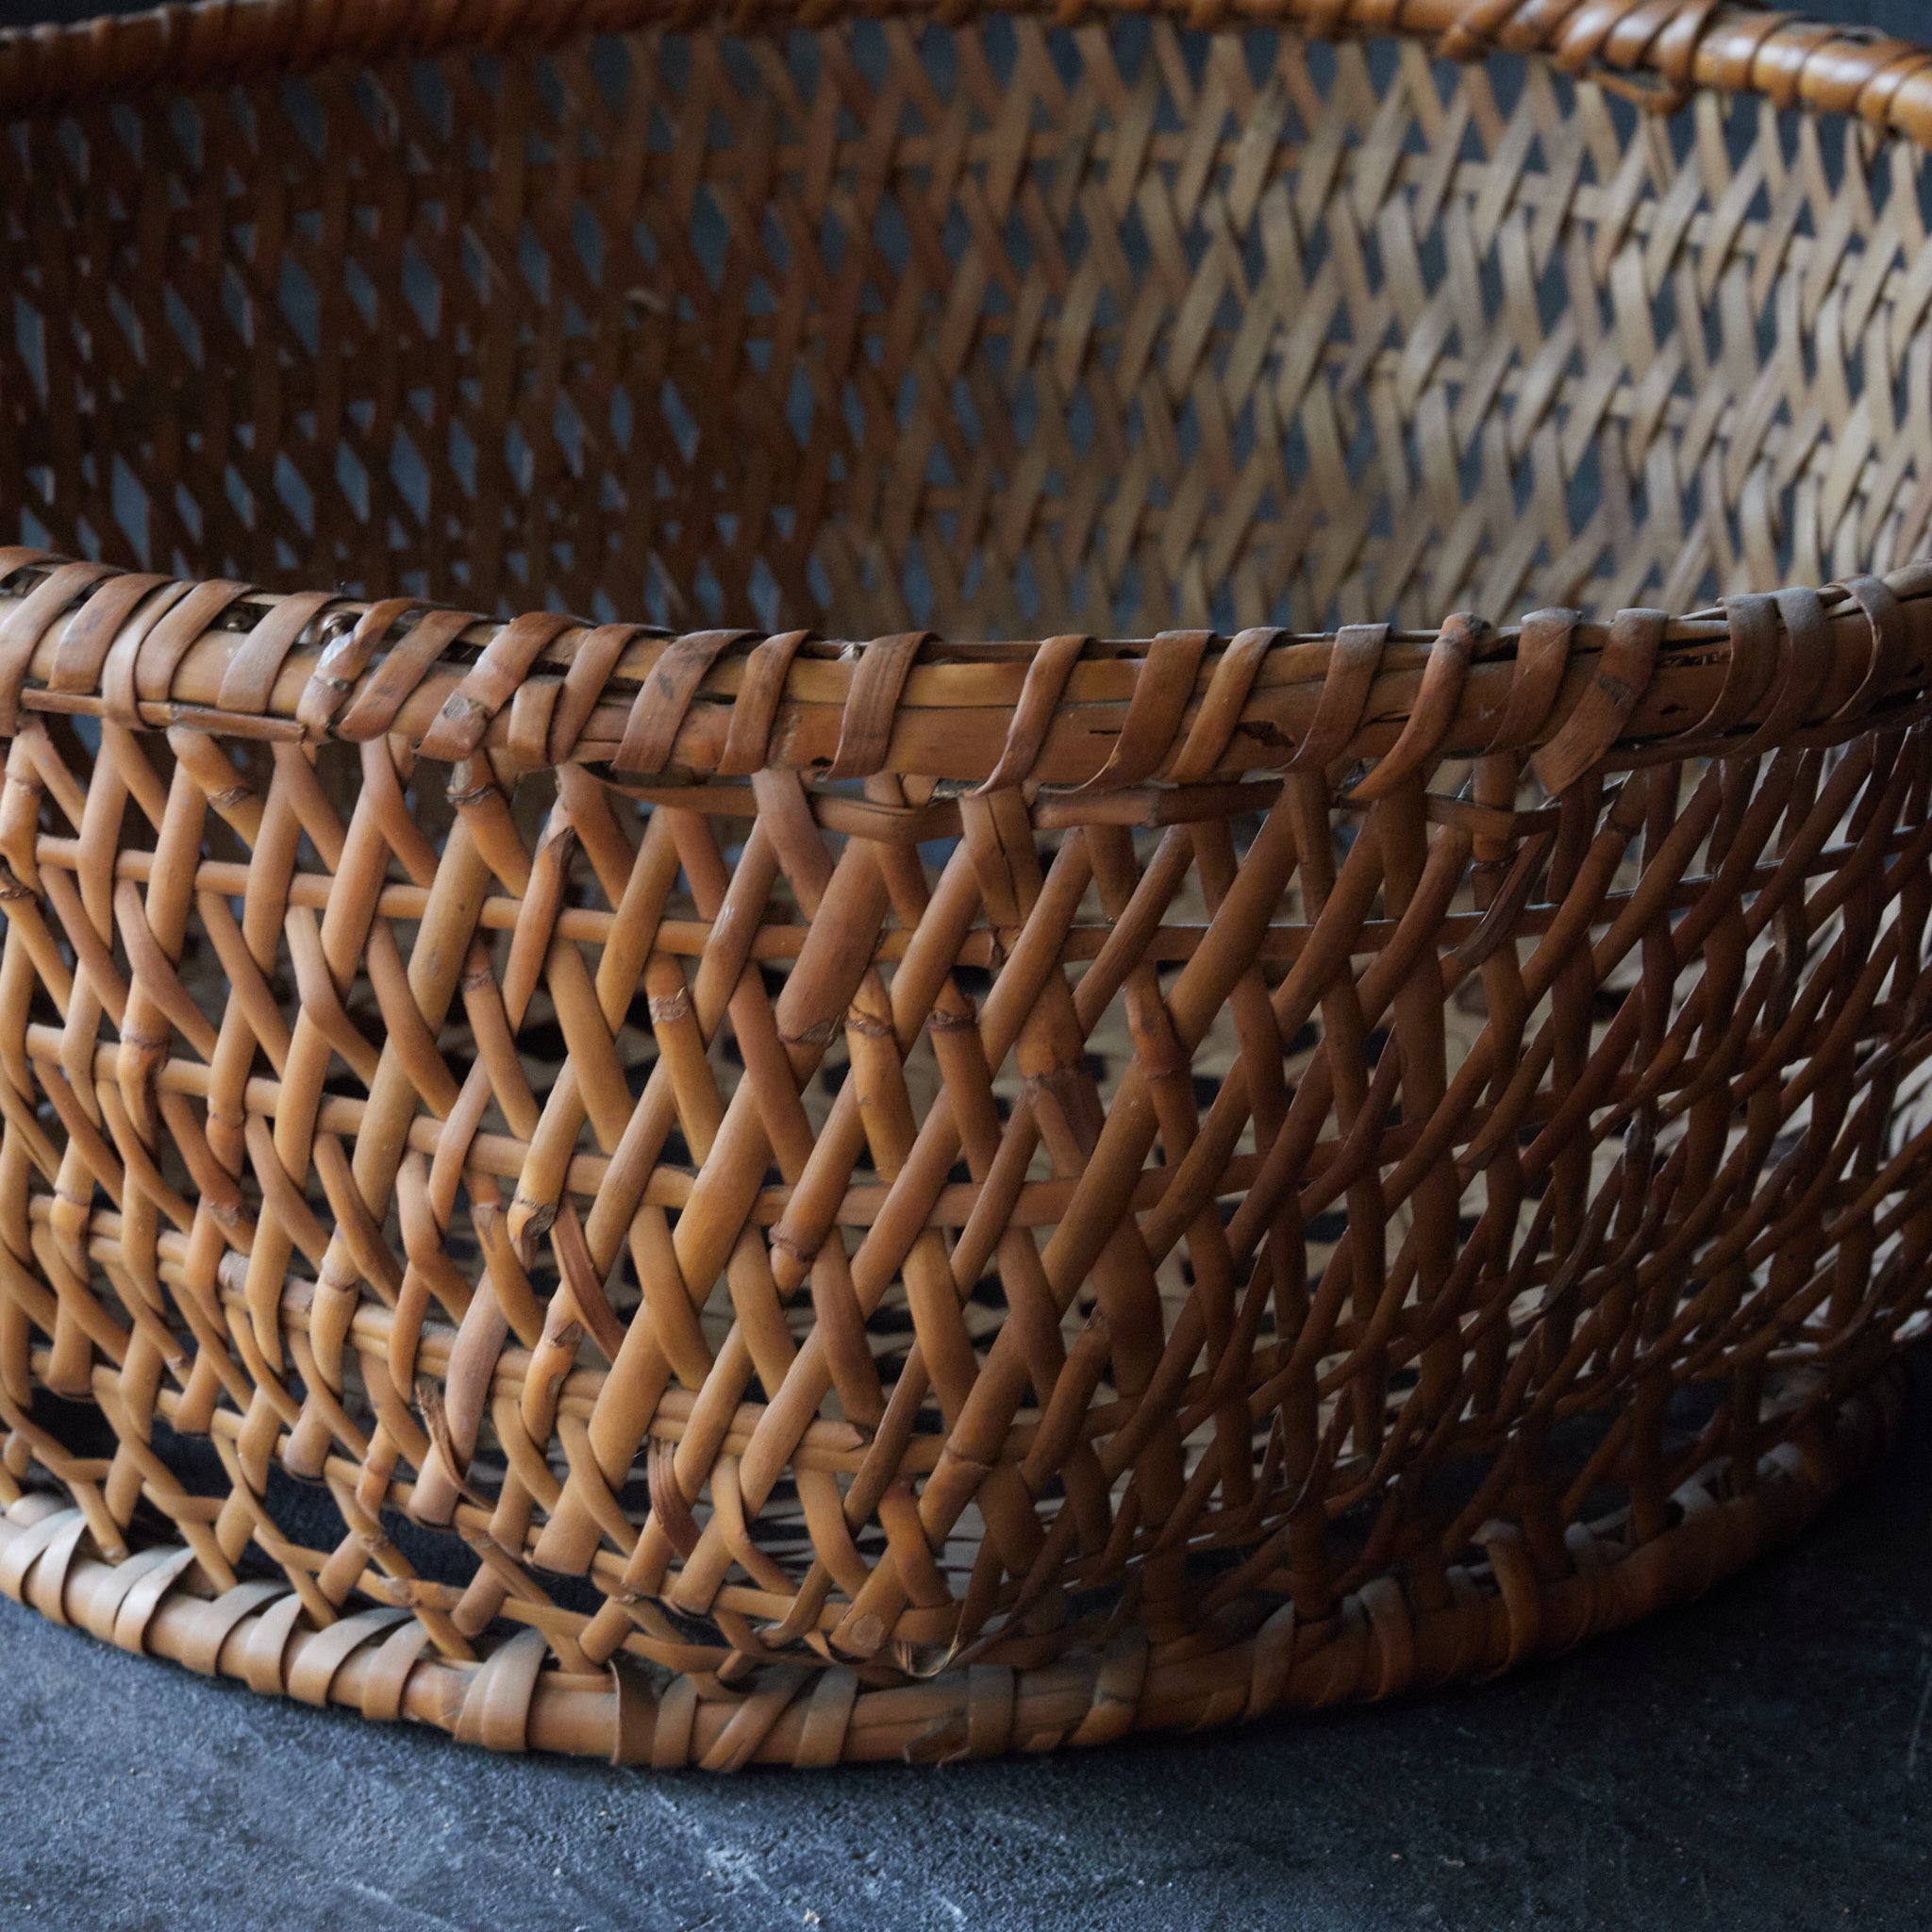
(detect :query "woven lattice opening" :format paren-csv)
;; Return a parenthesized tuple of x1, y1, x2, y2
(3, 2, 1932, 1769)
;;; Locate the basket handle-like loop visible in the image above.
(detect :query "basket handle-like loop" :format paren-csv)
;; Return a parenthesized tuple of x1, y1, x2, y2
(1433, 0, 1726, 115)
(541, 620, 655, 762)
(1435, 0, 1525, 64)
(45, 571, 178, 701)
(332, 605, 482, 741)
(1558, 0, 1725, 107)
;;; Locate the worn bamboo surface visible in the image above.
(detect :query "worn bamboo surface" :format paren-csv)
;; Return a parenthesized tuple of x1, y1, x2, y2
(4, 0, 1932, 1766)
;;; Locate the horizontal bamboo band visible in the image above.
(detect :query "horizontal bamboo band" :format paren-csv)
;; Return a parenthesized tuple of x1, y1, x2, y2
(0, 554, 1929, 786)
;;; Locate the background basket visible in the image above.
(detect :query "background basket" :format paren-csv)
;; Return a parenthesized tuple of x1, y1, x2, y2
(2, 0, 1932, 1768)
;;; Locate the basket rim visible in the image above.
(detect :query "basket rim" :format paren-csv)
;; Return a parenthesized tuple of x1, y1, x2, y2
(0, 552, 1930, 793)
(0, 0, 1929, 137)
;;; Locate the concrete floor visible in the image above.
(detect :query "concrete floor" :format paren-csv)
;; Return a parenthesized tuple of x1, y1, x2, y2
(6, 1357, 1930, 1932)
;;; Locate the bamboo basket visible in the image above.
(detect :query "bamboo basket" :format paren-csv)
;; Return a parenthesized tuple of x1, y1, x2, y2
(1, 0, 1930, 1771)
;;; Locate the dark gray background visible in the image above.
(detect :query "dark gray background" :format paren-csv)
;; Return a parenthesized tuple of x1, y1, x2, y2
(2, 1, 1930, 1927)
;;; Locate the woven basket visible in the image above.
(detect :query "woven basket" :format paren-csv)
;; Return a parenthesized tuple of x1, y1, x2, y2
(1, 0, 1930, 1771)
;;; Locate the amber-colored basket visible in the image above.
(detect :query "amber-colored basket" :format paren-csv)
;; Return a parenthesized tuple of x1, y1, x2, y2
(2, 0, 1931, 1771)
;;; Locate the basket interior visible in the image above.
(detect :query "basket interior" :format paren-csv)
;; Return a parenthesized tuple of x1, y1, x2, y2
(6, 21, 1930, 638)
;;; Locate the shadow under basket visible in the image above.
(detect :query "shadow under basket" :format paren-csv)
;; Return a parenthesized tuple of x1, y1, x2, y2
(5, 0, 1932, 1769)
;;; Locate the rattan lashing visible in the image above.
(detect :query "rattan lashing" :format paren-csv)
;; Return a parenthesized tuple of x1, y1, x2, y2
(1, 0, 1931, 1770)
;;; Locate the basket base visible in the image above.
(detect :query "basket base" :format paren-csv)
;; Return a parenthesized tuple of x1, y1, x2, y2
(0, 1366, 1906, 1768)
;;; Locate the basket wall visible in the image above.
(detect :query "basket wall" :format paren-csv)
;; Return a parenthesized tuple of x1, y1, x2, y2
(0, 2, 1931, 1768)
